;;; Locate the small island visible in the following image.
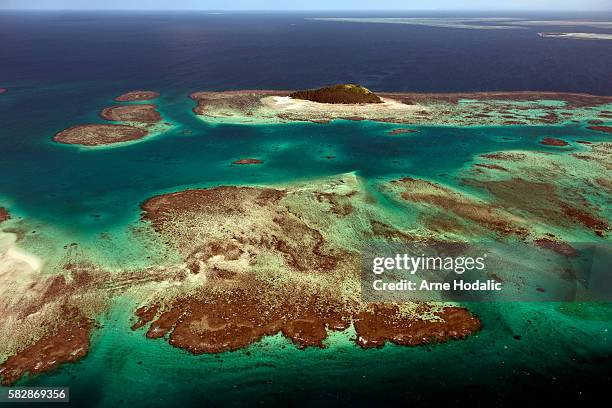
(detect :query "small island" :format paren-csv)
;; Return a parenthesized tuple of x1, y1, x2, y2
(290, 84, 383, 104)
(114, 90, 160, 102)
(388, 128, 418, 135)
(232, 158, 263, 165)
(53, 124, 148, 146)
(100, 104, 161, 123)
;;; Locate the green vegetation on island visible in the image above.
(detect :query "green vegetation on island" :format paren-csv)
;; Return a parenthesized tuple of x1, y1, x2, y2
(290, 84, 383, 104)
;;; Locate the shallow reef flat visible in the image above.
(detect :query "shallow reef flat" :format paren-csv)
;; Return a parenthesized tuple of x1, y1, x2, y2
(1, 130, 610, 384)
(191, 89, 612, 126)
(0, 174, 482, 384)
(382, 143, 611, 242)
(136, 175, 480, 353)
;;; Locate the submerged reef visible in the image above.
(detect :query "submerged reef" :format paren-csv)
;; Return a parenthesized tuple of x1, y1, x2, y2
(232, 158, 263, 165)
(588, 125, 612, 133)
(540, 137, 569, 146)
(0, 88, 6, 94)
(290, 84, 383, 104)
(388, 128, 418, 135)
(114, 90, 160, 102)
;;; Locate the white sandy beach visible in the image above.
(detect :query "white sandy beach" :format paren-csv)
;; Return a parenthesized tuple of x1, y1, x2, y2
(262, 95, 425, 116)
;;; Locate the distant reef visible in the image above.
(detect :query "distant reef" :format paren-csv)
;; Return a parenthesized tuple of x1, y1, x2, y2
(538, 32, 612, 41)
(290, 84, 383, 104)
(114, 90, 160, 102)
(0, 88, 6, 94)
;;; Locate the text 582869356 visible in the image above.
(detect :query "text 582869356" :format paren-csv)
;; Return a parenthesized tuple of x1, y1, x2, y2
(1, 387, 69, 403)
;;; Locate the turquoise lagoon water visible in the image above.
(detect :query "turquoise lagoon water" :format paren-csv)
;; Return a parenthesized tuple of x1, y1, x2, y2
(1, 85, 612, 406)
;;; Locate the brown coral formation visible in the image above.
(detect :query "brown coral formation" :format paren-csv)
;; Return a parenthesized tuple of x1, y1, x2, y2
(0, 306, 93, 385)
(388, 177, 529, 238)
(388, 128, 418, 135)
(136, 282, 478, 353)
(232, 158, 263, 165)
(53, 124, 148, 146)
(540, 137, 569, 146)
(114, 90, 159, 102)
(100, 104, 161, 123)
(587, 125, 612, 133)
(136, 177, 480, 353)
(0, 260, 110, 385)
(466, 178, 609, 237)
(0, 252, 192, 385)
(354, 305, 479, 348)
(0, 208, 9, 224)
(534, 237, 579, 257)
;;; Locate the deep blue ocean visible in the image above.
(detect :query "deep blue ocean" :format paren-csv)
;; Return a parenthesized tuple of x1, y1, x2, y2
(1, 11, 612, 408)
(2, 11, 612, 93)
